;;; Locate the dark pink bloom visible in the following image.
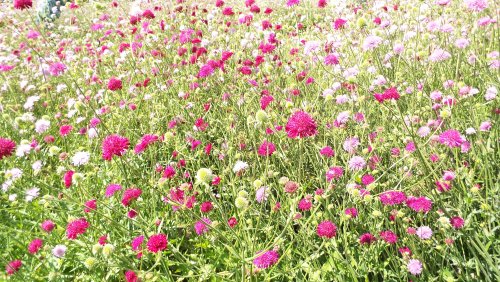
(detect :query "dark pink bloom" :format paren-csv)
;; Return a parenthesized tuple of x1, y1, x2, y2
(298, 198, 312, 211)
(379, 191, 407, 206)
(326, 166, 343, 181)
(84, 199, 97, 212)
(28, 239, 43, 254)
(359, 233, 377, 244)
(253, 250, 279, 269)
(450, 216, 464, 229)
(147, 234, 168, 253)
(228, 217, 237, 228)
(121, 188, 142, 206)
(131, 235, 144, 251)
(0, 138, 16, 160)
(439, 130, 464, 148)
(258, 140, 276, 156)
(406, 196, 432, 213)
(285, 111, 318, 138)
(59, 125, 73, 136)
(102, 134, 129, 160)
(105, 184, 122, 197)
(13, 0, 32, 10)
(194, 218, 211, 235)
(66, 218, 89, 240)
(162, 165, 176, 179)
(317, 220, 337, 238)
(107, 77, 122, 91)
(200, 201, 213, 213)
(134, 134, 159, 154)
(41, 220, 55, 232)
(5, 260, 22, 275)
(64, 170, 74, 188)
(125, 270, 138, 282)
(345, 208, 358, 218)
(320, 146, 334, 157)
(379, 230, 398, 244)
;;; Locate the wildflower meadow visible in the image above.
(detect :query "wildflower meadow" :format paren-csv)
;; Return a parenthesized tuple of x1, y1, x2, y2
(0, 0, 499, 281)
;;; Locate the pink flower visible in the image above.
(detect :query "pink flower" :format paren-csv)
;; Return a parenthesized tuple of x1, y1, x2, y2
(134, 134, 159, 154)
(147, 234, 168, 253)
(317, 220, 337, 238)
(379, 230, 398, 244)
(439, 130, 464, 148)
(228, 217, 238, 228)
(450, 216, 465, 229)
(345, 208, 358, 218)
(359, 233, 377, 244)
(41, 220, 55, 232)
(121, 188, 142, 206)
(407, 259, 423, 275)
(5, 260, 22, 275)
(200, 201, 213, 213)
(125, 270, 138, 282)
(334, 18, 347, 30)
(348, 156, 366, 171)
(379, 191, 407, 206)
(64, 170, 74, 188)
(326, 166, 343, 181)
(287, 0, 300, 7)
(406, 196, 432, 213)
(198, 64, 214, 78)
(319, 146, 334, 157)
(194, 218, 211, 235)
(66, 218, 89, 240)
(59, 125, 73, 136)
(102, 134, 130, 160)
(105, 184, 122, 197)
(465, 0, 488, 12)
(285, 111, 318, 138)
(13, 0, 32, 10)
(298, 198, 312, 211)
(28, 239, 43, 254)
(258, 141, 276, 156)
(253, 250, 279, 269)
(131, 235, 144, 251)
(107, 77, 122, 91)
(49, 62, 66, 76)
(0, 138, 16, 160)
(416, 226, 433, 239)
(260, 95, 274, 110)
(162, 166, 176, 179)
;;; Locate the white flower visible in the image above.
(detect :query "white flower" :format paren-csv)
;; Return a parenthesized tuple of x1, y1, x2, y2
(35, 119, 50, 134)
(52, 245, 67, 258)
(232, 161, 249, 173)
(72, 152, 90, 166)
(25, 187, 40, 202)
(16, 144, 31, 157)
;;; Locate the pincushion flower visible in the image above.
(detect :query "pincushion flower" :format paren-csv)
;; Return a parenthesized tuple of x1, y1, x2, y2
(5, 260, 22, 275)
(439, 130, 464, 148)
(72, 151, 90, 166)
(28, 239, 43, 254)
(317, 220, 337, 238)
(0, 138, 16, 160)
(147, 234, 168, 253)
(14, 0, 32, 10)
(258, 141, 276, 156)
(253, 250, 279, 269)
(102, 134, 130, 160)
(66, 218, 89, 240)
(450, 216, 465, 229)
(107, 77, 122, 91)
(121, 188, 142, 206)
(416, 226, 433, 239)
(194, 218, 211, 235)
(285, 111, 318, 138)
(52, 245, 67, 258)
(407, 259, 423, 275)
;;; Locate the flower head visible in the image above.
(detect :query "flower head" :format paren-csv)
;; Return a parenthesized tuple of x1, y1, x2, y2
(147, 234, 168, 253)
(253, 250, 279, 269)
(285, 111, 318, 138)
(317, 220, 337, 238)
(407, 259, 423, 275)
(0, 138, 16, 160)
(102, 134, 129, 161)
(66, 218, 89, 240)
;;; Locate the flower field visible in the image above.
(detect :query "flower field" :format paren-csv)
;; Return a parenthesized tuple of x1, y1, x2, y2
(1, 0, 499, 281)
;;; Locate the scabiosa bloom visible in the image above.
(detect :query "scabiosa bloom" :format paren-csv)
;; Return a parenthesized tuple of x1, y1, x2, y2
(162, 165, 176, 179)
(298, 198, 312, 211)
(5, 260, 22, 275)
(253, 250, 279, 269)
(84, 199, 97, 213)
(320, 146, 334, 157)
(131, 235, 144, 251)
(198, 64, 214, 78)
(52, 245, 67, 258)
(317, 220, 337, 238)
(255, 186, 269, 203)
(406, 196, 432, 213)
(13, 0, 32, 10)
(345, 208, 358, 218)
(284, 181, 299, 193)
(49, 62, 66, 76)
(258, 141, 276, 156)
(379, 191, 407, 206)
(465, 0, 488, 12)
(147, 234, 168, 253)
(287, 0, 300, 6)
(285, 111, 318, 138)
(125, 270, 138, 282)
(228, 217, 238, 228)
(200, 201, 213, 213)
(439, 130, 464, 148)
(348, 156, 366, 171)
(194, 218, 211, 235)
(416, 226, 433, 239)
(429, 48, 451, 62)
(72, 151, 90, 166)
(326, 166, 344, 181)
(450, 216, 465, 229)
(359, 233, 377, 245)
(66, 218, 89, 240)
(134, 134, 159, 154)
(0, 138, 16, 160)
(105, 183, 122, 197)
(64, 170, 74, 188)
(41, 220, 55, 232)
(362, 35, 383, 51)
(107, 77, 122, 91)
(379, 230, 398, 244)
(407, 259, 423, 275)
(343, 137, 360, 154)
(102, 134, 130, 160)
(121, 188, 142, 206)
(28, 239, 43, 254)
